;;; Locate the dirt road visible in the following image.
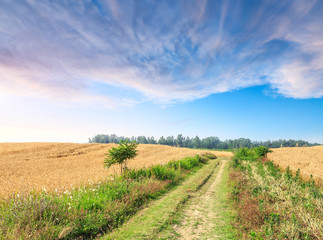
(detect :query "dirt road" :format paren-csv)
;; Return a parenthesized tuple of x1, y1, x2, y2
(174, 160, 233, 239)
(102, 158, 234, 239)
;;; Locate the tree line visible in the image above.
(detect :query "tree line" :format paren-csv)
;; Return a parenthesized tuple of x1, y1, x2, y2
(88, 134, 321, 149)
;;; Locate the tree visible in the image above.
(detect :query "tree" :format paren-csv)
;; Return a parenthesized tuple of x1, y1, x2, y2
(158, 136, 166, 145)
(192, 136, 201, 149)
(175, 134, 184, 147)
(104, 140, 137, 175)
(137, 136, 148, 144)
(148, 136, 157, 144)
(90, 133, 321, 149)
(183, 136, 193, 148)
(166, 136, 174, 146)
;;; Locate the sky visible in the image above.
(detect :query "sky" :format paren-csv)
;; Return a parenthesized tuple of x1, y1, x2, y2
(0, 0, 322, 143)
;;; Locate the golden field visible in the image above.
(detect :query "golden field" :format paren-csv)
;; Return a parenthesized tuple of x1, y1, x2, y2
(0, 143, 232, 197)
(268, 146, 323, 182)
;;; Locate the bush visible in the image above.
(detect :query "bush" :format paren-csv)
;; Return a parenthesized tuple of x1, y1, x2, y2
(124, 168, 152, 180)
(235, 148, 255, 160)
(233, 146, 272, 163)
(178, 156, 200, 170)
(198, 155, 209, 164)
(253, 146, 272, 158)
(167, 155, 209, 170)
(151, 165, 178, 181)
(201, 152, 217, 159)
(167, 160, 180, 169)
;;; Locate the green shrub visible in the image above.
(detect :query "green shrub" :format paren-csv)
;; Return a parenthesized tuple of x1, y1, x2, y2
(198, 155, 209, 164)
(178, 156, 198, 170)
(151, 165, 178, 181)
(253, 146, 272, 158)
(235, 148, 255, 160)
(201, 152, 217, 159)
(232, 146, 272, 168)
(124, 168, 152, 180)
(179, 160, 192, 170)
(167, 155, 207, 170)
(167, 160, 180, 169)
(232, 148, 254, 168)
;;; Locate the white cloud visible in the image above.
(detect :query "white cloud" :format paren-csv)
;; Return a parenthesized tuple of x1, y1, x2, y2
(275, 60, 323, 98)
(0, 0, 322, 108)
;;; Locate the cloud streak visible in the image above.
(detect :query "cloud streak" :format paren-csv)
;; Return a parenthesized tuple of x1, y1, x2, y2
(0, 0, 322, 107)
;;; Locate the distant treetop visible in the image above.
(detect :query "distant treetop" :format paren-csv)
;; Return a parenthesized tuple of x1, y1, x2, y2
(88, 134, 321, 149)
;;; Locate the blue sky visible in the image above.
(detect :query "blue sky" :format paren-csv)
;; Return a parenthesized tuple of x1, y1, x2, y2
(0, 0, 322, 143)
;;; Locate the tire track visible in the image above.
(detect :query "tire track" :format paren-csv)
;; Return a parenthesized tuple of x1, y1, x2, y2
(174, 160, 227, 240)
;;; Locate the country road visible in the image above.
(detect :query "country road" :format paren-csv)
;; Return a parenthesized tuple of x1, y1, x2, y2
(102, 158, 235, 239)
(173, 160, 234, 239)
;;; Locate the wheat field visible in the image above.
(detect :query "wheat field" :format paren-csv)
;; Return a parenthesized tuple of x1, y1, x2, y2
(0, 143, 232, 197)
(267, 146, 323, 182)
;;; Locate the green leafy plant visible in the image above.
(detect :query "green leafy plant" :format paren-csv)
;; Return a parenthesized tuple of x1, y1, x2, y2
(104, 140, 138, 174)
(201, 152, 217, 159)
(151, 165, 178, 181)
(253, 146, 272, 158)
(235, 148, 255, 160)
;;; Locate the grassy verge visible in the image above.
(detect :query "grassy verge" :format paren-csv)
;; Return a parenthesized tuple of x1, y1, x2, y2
(229, 147, 323, 239)
(0, 154, 213, 240)
(102, 159, 221, 239)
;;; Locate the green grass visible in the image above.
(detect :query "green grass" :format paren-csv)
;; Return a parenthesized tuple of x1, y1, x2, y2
(229, 148, 323, 239)
(101, 159, 220, 239)
(0, 155, 209, 240)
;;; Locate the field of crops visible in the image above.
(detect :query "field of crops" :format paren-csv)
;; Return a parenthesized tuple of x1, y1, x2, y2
(268, 146, 323, 182)
(0, 143, 232, 197)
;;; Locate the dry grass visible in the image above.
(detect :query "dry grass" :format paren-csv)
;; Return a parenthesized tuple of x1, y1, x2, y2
(0, 143, 232, 197)
(267, 146, 323, 182)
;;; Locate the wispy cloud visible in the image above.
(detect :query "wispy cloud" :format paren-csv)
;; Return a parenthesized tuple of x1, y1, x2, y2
(0, 0, 322, 108)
